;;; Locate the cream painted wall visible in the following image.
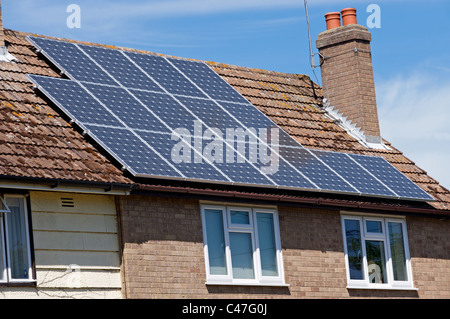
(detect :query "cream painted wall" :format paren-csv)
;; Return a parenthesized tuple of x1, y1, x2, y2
(0, 191, 123, 299)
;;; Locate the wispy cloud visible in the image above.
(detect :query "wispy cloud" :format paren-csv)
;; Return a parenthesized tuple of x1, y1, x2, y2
(376, 70, 450, 189)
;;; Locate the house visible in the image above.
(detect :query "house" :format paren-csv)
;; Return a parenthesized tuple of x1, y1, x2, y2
(0, 5, 449, 300)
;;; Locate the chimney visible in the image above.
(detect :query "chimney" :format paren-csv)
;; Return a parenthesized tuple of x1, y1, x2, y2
(316, 8, 381, 144)
(0, 0, 16, 62)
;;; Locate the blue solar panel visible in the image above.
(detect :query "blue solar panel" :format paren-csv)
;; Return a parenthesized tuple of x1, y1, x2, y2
(348, 154, 434, 200)
(217, 101, 276, 130)
(261, 158, 319, 190)
(311, 150, 397, 197)
(280, 147, 356, 193)
(129, 89, 199, 130)
(27, 36, 435, 202)
(222, 139, 317, 190)
(78, 44, 163, 92)
(135, 131, 231, 183)
(84, 125, 183, 178)
(124, 52, 207, 98)
(29, 37, 116, 86)
(168, 58, 249, 103)
(83, 84, 171, 133)
(176, 96, 245, 133)
(28, 75, 123, 127)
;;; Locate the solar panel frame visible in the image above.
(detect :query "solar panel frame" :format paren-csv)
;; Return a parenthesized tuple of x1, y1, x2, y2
(26, 36, 435, 202)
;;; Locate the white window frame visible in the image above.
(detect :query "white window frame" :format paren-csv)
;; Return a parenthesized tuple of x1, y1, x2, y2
(0, 195, 34, 284)
(201, 204, 287, 286)
(341, 213, 416, 290)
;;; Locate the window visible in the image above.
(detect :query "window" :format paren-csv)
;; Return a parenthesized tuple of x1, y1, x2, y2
(0, 195, 34, 284)
(201, 205, 286, 286)
(341, 214, 415, 290)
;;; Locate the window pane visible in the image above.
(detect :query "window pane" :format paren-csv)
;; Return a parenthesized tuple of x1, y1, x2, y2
(388, 222, 408, 281)
(205, 209, 227, 275)
(366, 220, 383, 233)
(365, 240, 387, 284)
(344, 219, 364, 280)
(229, 232, 254, 279)
(0, 218, 6, 281)
(256, 213, 278, 276)
(230, 210, 250, 225)
(5, 197, 31, 280)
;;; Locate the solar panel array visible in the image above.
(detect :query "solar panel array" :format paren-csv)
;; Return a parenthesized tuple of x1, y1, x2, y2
(26, 36, 434, 201)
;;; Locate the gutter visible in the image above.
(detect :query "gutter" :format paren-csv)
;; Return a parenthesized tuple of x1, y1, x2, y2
(0, 174, 134, 195)
(135, 183, 450, 219)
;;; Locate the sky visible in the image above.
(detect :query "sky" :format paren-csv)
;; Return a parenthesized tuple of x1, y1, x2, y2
(2, 0, 450, 190)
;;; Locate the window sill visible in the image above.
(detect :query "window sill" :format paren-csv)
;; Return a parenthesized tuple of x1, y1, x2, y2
(206, 281, 290, 287)
(0, 280, 37, 288)
(347, 285, 418, 291)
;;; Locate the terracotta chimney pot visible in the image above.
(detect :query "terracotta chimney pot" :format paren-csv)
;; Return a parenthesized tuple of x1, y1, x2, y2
(324, 12, 341, 30)
(341, 8, 357, 25)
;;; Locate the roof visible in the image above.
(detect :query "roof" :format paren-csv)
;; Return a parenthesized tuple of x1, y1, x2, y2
(1, 28, 449, 213)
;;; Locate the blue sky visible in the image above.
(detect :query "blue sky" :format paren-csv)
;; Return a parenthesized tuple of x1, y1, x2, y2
(3, 0, 450, 190)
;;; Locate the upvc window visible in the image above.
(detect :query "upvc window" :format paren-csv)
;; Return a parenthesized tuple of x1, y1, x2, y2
(0, 195, 34, 284)
(341, 214, 415, 290)
(201, 205, 286, 286)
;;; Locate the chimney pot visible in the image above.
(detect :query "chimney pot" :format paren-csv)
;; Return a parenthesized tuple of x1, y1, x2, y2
(341, 8, 357, 26)
(324, 12, 341, 30)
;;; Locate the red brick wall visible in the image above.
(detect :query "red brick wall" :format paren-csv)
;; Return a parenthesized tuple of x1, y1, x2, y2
(407, 217, 450, 297)
(118, 195, 450, 298)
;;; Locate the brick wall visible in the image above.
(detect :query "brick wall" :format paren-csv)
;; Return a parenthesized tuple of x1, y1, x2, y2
(407, 217, 450, 297)
(317, 24, 381, 143)
(118, 195, 450, 298)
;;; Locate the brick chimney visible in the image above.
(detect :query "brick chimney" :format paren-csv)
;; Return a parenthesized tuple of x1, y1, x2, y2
(0, 0, 16, 62)
(316, 8, 381, 144)
(0, 0, 4, 47)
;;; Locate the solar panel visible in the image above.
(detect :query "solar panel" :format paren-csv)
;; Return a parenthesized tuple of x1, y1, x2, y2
(26, 36, 434, 202)
(280, 147, 357, 193)
(135, 131, 231, 182)
(28, 37, 116, 86)
(311, 150, 397, 197)
(78, 44, 164, 92)
(168, 58, 249, 103)
(124, 52, 207, 98)
(83, 83, 171, 133)
(83, 124, 183, 178)
(175, 96, 245, 133)
(348, 153, 434, 200)
(29, 75, 122, 127)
